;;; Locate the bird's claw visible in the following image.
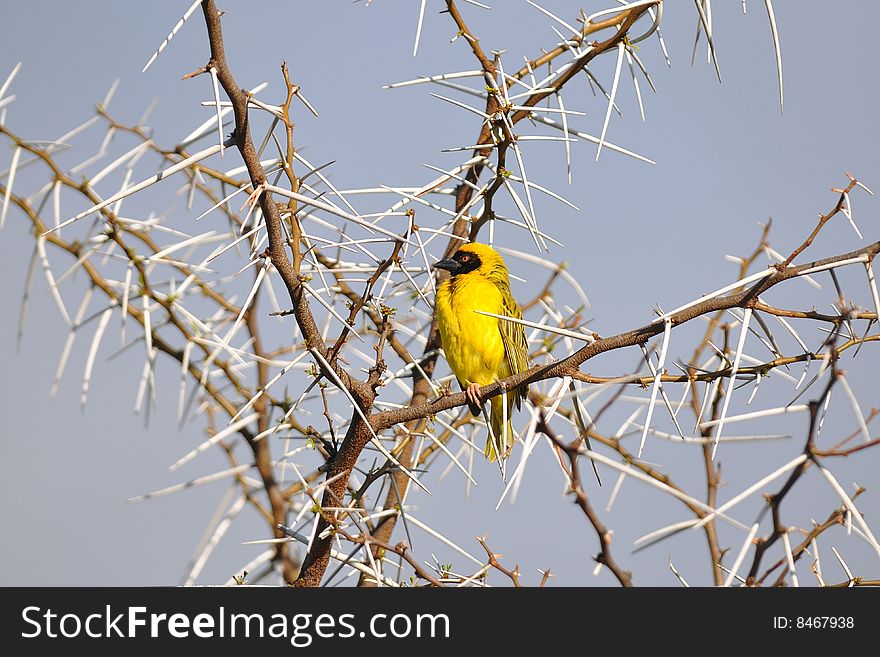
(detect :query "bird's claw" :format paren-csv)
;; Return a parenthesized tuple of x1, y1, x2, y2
(466, 383, 483, 416)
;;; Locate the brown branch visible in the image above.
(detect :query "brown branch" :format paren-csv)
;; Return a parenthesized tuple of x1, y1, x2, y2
(396, 8, 656, 493)
(476, 535, 522, 587)
(510, 9, 648, 82)
(355, 534, 445, 588)
(697, 320, 737, 586)
(290, 480, 444, 587)
(744, 370, 838, 585)
(445, 1, 495, 74)
(313, 247, 419, 368)
(0, 108, 352, 585)
(758, 489, 865, 587)
(539, 569, 553, 587)
(0, 124, 243, 317)
(372, 241, 880, 431)
(813, 438, 880, 457)
(326, 236, 405, 363)
(687, 221, 771, 369)
(3, 157, 315, 584)
(244, 276, 297, 582)
(200, 0, 373, 585)
(199, 1, 336, 368)
(824, 578, 880, 587)
(700, 438, 724, 586)
(781, 176, 860, 267)
(198, 0, 389, 587)
(538, 415, 632, 587)
(753, 301, 875, 323)
(466, 7, 653, 238)
(510, 7, 651, 123)
(292, 404, 377, 586)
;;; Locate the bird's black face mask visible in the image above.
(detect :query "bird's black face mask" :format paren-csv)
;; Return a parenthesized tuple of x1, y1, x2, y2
(432, 249, 481, 275)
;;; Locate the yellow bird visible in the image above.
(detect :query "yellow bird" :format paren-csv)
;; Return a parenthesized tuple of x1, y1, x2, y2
(433, 243, 529, 461)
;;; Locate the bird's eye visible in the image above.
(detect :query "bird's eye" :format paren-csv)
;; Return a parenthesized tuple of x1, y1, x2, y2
(459, 254, 470, 262)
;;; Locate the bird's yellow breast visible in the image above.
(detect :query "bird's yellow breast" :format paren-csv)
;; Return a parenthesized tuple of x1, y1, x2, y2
(435, 273, 512, 388)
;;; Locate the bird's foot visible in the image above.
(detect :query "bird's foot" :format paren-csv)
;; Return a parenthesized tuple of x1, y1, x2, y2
(465, 383, 483, 416)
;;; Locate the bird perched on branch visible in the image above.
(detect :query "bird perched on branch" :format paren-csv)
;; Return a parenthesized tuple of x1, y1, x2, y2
(433, 242, 529, 461)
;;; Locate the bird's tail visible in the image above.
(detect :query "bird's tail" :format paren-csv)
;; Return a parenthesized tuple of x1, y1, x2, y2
(487, 394, 516, 462)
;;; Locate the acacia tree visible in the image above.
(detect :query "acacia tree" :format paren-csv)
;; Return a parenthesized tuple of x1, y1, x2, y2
(1, 0, 878, 587)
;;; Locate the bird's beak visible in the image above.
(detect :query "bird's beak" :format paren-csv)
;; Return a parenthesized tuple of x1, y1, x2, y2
(432, 258, 462, 274)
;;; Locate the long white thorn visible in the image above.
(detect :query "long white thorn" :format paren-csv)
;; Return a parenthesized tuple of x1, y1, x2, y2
(0, 62, 22, 102)
(692, 0, 722, 81)
(412, 0, 427, 57)
(578, 448, 748, 531)
(816, 464, 880, 557)
(764, 0, 783, 112)
(183, 493, 247, 586)
(830, 546, 854, 584)
(596, 43, 626, 161)
(179, 82, 267, 149)
(638, 319, 672, 458)
(723, 523, 759, 587)
(797, 255, 869, 277)
(209, 67, 225, 156)
(48, 143, 225, 234)
(37, 236, 72, 326)
(217, 263, 266, 355)
(169, 413, 260, 472)
(177, 341, 194, 426)
(89, 140, 153, 187)
(556, 95, 572, 184)
(836, 373, 870, 443)
(711, 308, 752, 459)
(701, 404, 809, 428)
(782, 530, 799, 587)
(142, 0, 202, 73)
(16, 245, 38, 351)
(634, 519, 700, 551)
(266, 184, 410, 244)
(865, 261, 880, 327)
(1, 146, 21, 228)
(404, 515, 482, 567)
(81, 303, 116, 409)
(654, 268, 774, 324)
(119, 265, 132, 347)
(128, 464, 252, 502)
(429, 92, 490, 119)
(50, 288, 93, 397)
(693, 454, 808, 530)
(276, 524, 400, 587)
(383, 70, 484, 89)
(527, 114, 655, 164)
(474, 309, 594, 343)
(310, 349, 429, 495)
(229, 351, 310, 425)
(527, 0, 580, 35)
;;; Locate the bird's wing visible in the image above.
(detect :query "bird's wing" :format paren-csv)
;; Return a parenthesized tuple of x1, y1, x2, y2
(496, 280, 529, 407)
